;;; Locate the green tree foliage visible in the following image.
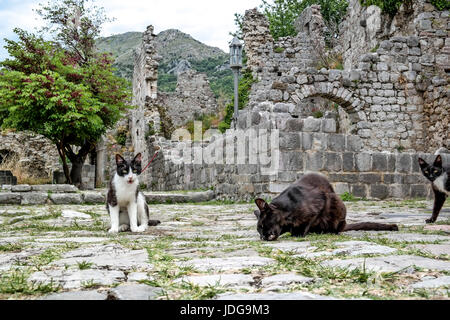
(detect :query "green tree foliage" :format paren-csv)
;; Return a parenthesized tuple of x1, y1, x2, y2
(360, 0, 405, 16)
(35, 0, 112, 65)
(0, 1, 130, 187)
(430, 0, 450, 10)
(233, 0, 349, 41)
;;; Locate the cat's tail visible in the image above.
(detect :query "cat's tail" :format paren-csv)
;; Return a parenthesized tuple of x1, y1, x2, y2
(343, 222, 398, 232)
(148, 219, 161, 226)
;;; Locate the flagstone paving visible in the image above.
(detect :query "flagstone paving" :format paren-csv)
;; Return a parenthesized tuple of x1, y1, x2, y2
(0, 199, 449, 300)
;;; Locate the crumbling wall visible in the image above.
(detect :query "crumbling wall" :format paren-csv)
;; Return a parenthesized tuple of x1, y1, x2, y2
(142, 3, 448, 200)
(0, 131, 60, 179)
(156, 70, 219, 129)
(338, 0, 449, 151)
(240, 4, 449, 153)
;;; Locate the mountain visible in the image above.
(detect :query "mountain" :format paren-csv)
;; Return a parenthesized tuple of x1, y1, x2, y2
(96, 29, 233, 98)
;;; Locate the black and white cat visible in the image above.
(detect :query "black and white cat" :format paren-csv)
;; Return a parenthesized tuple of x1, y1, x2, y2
(106, 153, 160, 233)
(418, 155, 449, 223)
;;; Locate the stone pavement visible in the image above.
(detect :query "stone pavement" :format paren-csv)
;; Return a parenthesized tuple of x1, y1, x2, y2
(0, 199, 449, 300)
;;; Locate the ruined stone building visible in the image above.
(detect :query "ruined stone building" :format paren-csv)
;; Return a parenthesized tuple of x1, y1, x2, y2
(1, 0, 448, 200)
(126, 0, 449, 201)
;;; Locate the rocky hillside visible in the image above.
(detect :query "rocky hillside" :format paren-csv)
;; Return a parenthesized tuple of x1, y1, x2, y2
(96, 29, 233, 98)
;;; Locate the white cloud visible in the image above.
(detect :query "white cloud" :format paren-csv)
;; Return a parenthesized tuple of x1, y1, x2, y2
(0, 0, 263, 60)
(95, 0, 262, 51)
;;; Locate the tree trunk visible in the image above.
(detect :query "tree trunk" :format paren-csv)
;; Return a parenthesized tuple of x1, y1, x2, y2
(70, 159, 84, 189)
(56, 140, 94, 189)
(56, 143, 72, 185)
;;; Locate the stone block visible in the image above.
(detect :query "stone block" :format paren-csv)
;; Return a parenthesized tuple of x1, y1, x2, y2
(21, 192, 48, 205)
(355, 153, 371, 172)
(325, 152, 342, 172)
(311, 133, 328, 150)
(303, 117, 321, 132)
(346, 135, 363, 152)
(305, 152, 324, 171)
(372, 153, 388, 172)
(351, 185, 367, 199)
(0, 193, 21, 204)
(269, 183, 291, 193)
(284, 119, 303, 132)
(328, 173, 359, 183)
(279, 132, 302, 150)
(333, 183, 349, 195)
(83, 192, 106, 204)
(410, 184, 428, 198)
(301, 133, 313, 150)
(387, 154, 396, 171)
(328, 134, 346, 152)
(404, 174, 426, 185)
(383, 173, 404, 184)
(279, 152, 303, 171)
(396, 154, 412, 173)
(342, 153, 355, 172)
(49, 193, 83, 205)
(328, 70, 342, 81)
(277, 171, 298, 182)
(359, 173, 382, 184)
(273, 103, 291, 113)
(237, 164, 258, 175)
(370, 184, 389, 200)
(12, 185, 32, 192)
(322, 119, 337, 133)
(389, 184, 410, 199)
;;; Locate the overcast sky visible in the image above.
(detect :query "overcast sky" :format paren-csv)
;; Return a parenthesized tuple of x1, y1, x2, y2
(0, 0, 265, 60)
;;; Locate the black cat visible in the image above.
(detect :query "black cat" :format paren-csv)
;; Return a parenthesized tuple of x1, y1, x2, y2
(418, 155, 449, 223)
(254, 173, 398, 241)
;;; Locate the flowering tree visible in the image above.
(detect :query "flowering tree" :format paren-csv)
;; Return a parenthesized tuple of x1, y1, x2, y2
(0, 2, 130, 187)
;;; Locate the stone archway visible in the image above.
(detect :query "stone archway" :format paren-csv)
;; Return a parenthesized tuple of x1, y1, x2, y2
(294, 82, 365, 133)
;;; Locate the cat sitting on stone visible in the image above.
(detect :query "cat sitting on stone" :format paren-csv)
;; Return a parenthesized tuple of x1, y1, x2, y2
(106, 153, 160, 233)
(418, 155, 449, 223)
(254, 173, 398, 241)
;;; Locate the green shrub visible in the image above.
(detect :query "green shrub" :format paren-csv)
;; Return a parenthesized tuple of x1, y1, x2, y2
(313, 111, 324, 119)
(430, 0, 450, 10)
(360, 0, 413, 17)
(115, 128, 128, 146)
(340, 192, 359, 202)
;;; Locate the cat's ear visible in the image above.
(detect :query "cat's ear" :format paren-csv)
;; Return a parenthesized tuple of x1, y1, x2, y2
(115, 154, 125, 166)
(255, 198, 270, 212)
(418, 158, 427, 169)
(434, 155, 443, 168)
(133, 153, 142, 164)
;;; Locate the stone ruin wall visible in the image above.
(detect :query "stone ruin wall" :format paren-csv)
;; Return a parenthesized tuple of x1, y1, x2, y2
(242, 3, 449, 153)
(244, 6, 337, 122)
(0, 131, 60, 179)
(156, 70, 219, 130)
(137, 3, 449, 201)
(339, 0, 449, 152)
(96, 25, 222, 187)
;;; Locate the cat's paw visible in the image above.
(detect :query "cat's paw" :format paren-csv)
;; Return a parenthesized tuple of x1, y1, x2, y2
(119, 224, 130, 232)
(131, 225, 147, 233)
(425, 218, 436, 224)
(108, 227, 119, 234)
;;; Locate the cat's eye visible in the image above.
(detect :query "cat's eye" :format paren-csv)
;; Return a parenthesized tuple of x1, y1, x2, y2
(425, 171, 429, 174)
(133, 169, 138, 173)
